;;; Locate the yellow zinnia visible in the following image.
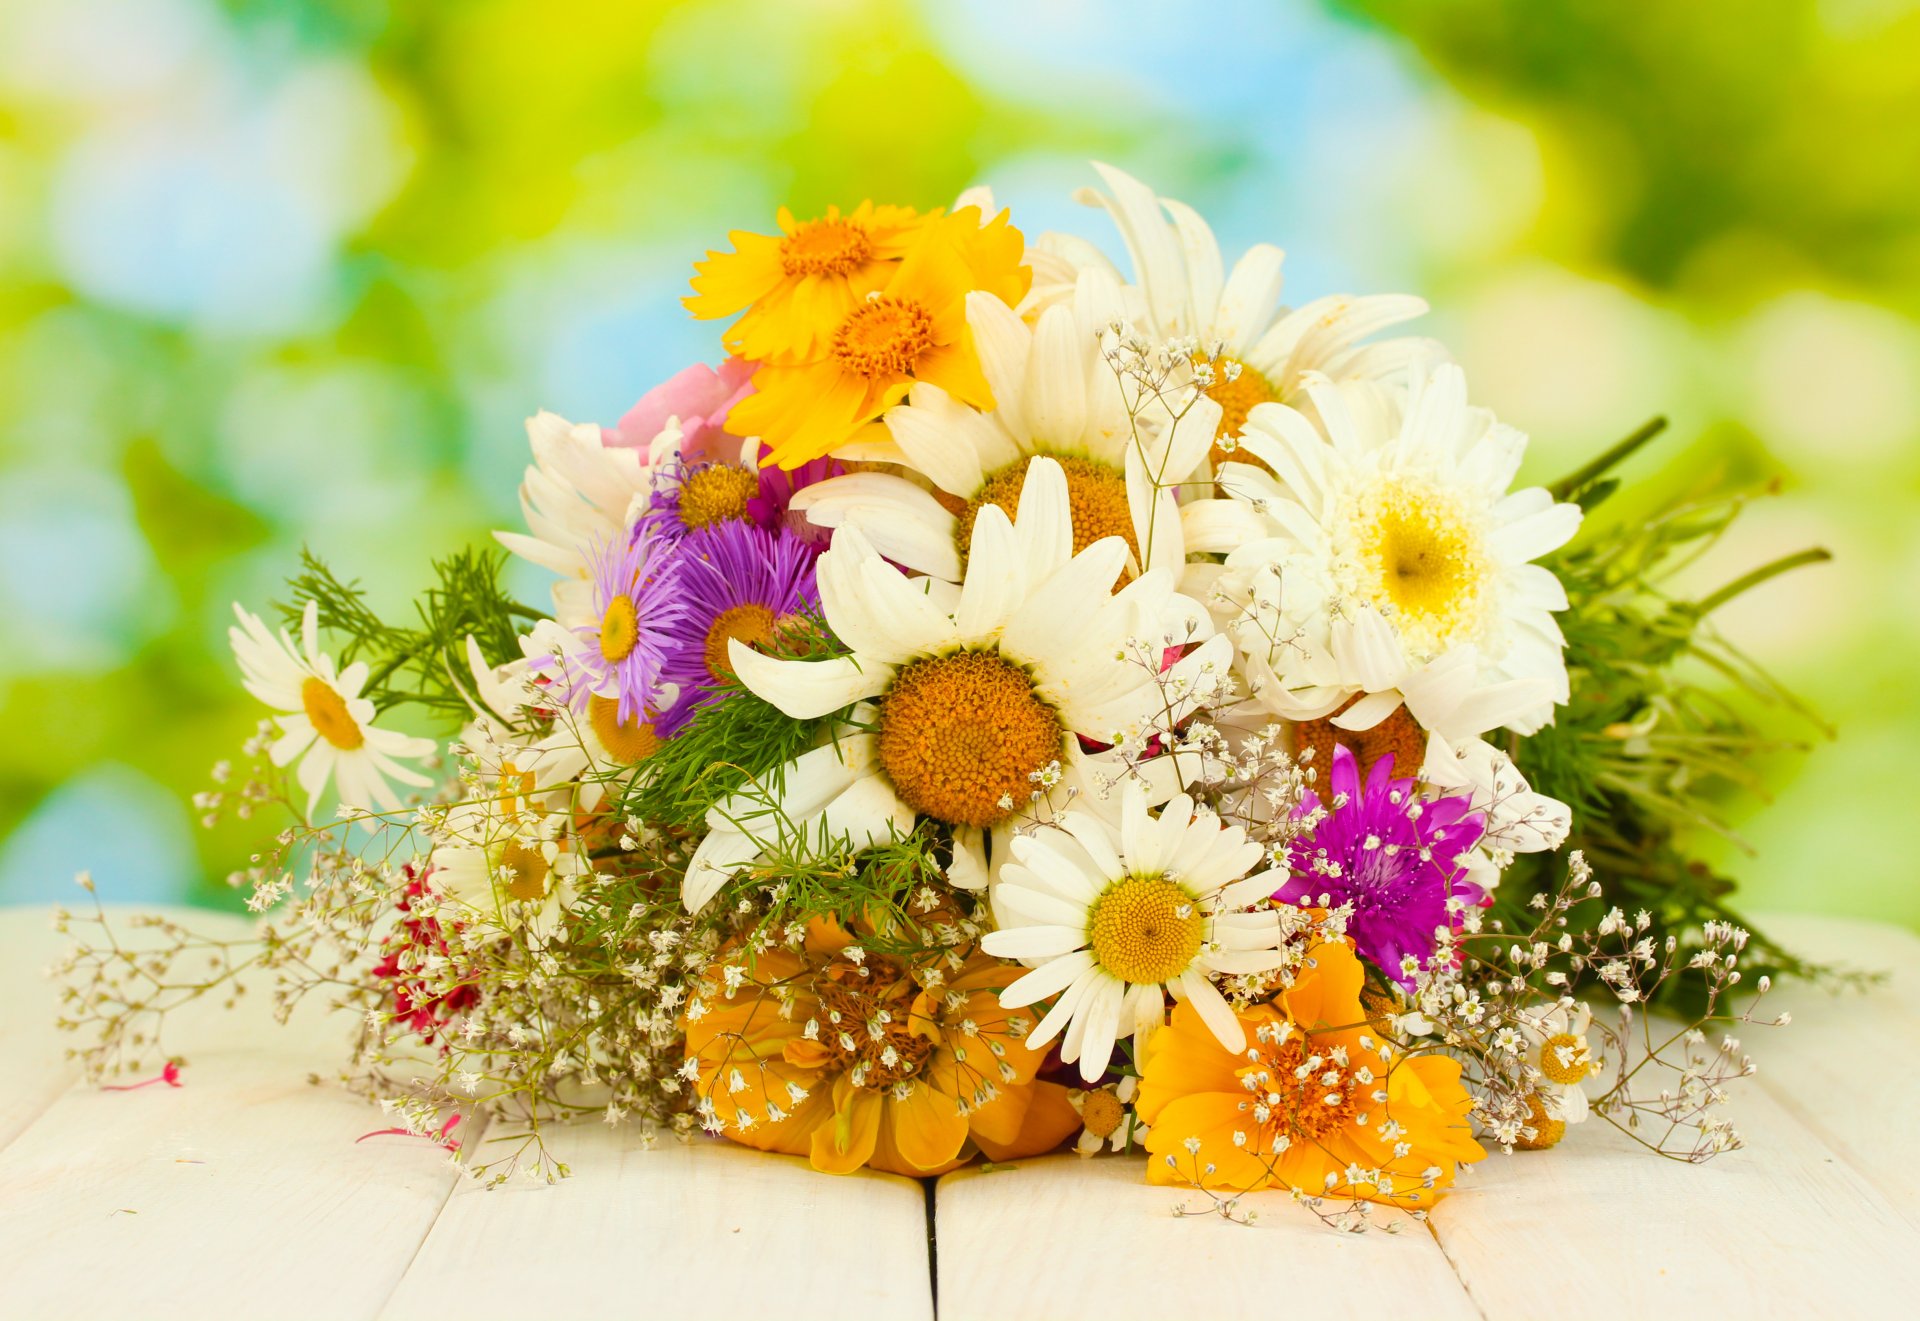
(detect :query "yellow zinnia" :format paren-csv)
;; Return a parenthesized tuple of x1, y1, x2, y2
(1136, 936, 1484, 1208)
(681, 920, 1077, 1177)
(686, 201, 930, 364)
(724, 207, 1030, 469)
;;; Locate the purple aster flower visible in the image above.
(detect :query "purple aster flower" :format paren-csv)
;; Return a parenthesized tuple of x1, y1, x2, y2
(541, 519, 685, 725)
(648, 444, 840, 548)
(1275, 744, 1487, 988)
(653, 519, 821, 736)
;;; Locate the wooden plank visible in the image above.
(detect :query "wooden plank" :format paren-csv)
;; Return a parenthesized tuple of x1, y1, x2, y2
(934, 1153, 1481, 1321)
(1747, 912, 1920, 1224)
(378, 1128, 935, 1321)
(1430, 1041, 1920, 1316)
(0, 906, 479, 1321)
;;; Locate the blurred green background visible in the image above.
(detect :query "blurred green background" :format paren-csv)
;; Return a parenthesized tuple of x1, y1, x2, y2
(1, 0, 1915, 929)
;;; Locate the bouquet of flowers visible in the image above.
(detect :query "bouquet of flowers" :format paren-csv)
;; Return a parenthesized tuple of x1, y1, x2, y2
(55, 164, 1827, 1228)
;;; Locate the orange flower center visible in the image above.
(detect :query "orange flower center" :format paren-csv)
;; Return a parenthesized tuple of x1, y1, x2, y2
(588, 694, 659, 764)
(1236, 1025, 1366, 1146)
(681, 464, 759, 530)
(703, 603, 778, 683)
(1292, 699, 1428, 783)
(876, 652, 1064, 829)
(1202, 356, 1281, 468)
(1087, 875, 1205, 985)
(1514, 1090, 1567, 1150)
(832, 295, 936, 379)
(600, 593, 639, 663)
(1539, 1032, 1593, 1086)
(300, 676, 363, 750)
(780, 217, 874, 278)
(498, 839, 551, 903)
(810, 955, 933, 1090)
(956, 454, 1138, 583)
(1079, 1087, 1127, 1139)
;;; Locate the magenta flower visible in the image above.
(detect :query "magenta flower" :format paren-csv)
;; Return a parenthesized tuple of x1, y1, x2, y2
(540, 520, 686, 725)
(1275, 744, 1487, 988)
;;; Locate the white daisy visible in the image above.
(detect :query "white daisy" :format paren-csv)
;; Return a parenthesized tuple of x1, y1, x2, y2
(493, 410, 661, 626)
(1214, 358, 1582, 736)
(793, 275, 1226, 584)
(982, 780, 1288, 1082)
(1062, 162, 1439, 459)
(431, 802, 592, 940)
(228, 601, 435, 818)
(1068, 1076, 1147, 1155)
(1516, 1000, 1598, 1128)
(682, 457, 1231, 913)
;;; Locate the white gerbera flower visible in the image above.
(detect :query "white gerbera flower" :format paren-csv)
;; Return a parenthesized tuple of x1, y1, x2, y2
(1214, 358, 1582, 736)
(228, 601, 434, 818)
(794, 275, 1226, 584)
(493, 410, 659, 626)
(432, 803, 591, 939)
(681, 457, 1231, 913)
(982, 781, 1287, 1082)
(1057, 162, 1438, 457)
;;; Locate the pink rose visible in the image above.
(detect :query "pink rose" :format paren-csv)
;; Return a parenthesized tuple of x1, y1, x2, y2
(604, 357, 756, 466)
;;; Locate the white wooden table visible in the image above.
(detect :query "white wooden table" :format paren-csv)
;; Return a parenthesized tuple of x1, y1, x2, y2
(2, 906, 1915, 1319)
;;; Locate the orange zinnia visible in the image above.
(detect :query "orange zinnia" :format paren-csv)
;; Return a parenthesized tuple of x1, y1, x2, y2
(1136, 936, 1484, 1208)
(724, 207, 1030, 469)
(686, 201, 930, 364)
(680, 920, 1077, 1177)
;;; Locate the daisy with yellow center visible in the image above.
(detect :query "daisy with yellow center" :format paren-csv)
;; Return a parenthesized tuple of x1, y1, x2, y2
(680, 458, 1230, 913)
(686, 202, 931, 364)
(1136, 936, 1485, 1207)
(982, 781, 1288, 1082)
(680, 921, 1081, 1177)
(430, 803, 592, 940)
(790, 271, 1244, 586)
(228, 601, 435, 818)
(1511, 999, 1598, 1146)
(1212, 358, 1582, 747)
(1068, 1076, 1147, 1155)
(1064, 162, 1438, 465)
(724, 208, 1031, 470)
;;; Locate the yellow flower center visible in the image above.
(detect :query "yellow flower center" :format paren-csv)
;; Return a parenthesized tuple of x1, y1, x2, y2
(600, 593, 639, 663)
(1201, 355, 1282, 468)
(1539, 1032, 1593, 1086)
(780, 217, 873, 278)
(300, 676, 364, 750)
(494, 760, 536, 816)
(956, 454, 1137, 584)
(832, 295, 936, 379)
(1236, 1025, 1366, 1145)
(588, 694, 659, 764)
(1513, 1090, 1566, 1151)
(811, 955, 932, 1090)
(1347, 478, 1489, 656)
(703, 602, 778, 683)
(680, 464, 759, 530)
(498, 839, 551, 903)
(1079, 1087, 1127, 1139)
(876, 652, 1064, 829)
(1087, 874, 1205, 986)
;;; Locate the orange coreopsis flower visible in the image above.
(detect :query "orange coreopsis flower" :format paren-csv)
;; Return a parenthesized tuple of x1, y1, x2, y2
(724, 207, 1031, 469)
(680, 921, 1077, 1177)
(686, 202, 931, 363)
(1135, 937, 1484, 1209)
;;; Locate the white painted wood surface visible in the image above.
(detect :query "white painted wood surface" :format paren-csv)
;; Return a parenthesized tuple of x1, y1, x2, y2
(2, 905, 1916, 1319)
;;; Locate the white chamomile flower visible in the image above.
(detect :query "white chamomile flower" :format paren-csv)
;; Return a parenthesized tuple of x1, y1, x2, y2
(432, 804, 592, 939)
(228, 601, 434, 818)
(493, 410, 660, 626)
(1058, 162, 1439, 458)
(1215, 357, 1582, 736)
(982, 780, 1288, 1083)
(1518, 1000, 1598, 1128)
(1068, 1076, 1147, 1155)
(681, 457, 1230, 913)
(795, 272, 1228, 584)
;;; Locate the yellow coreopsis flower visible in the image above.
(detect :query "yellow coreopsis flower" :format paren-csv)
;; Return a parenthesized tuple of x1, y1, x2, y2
(724, 207, 1030, 469)
(686, 201, 931, 363)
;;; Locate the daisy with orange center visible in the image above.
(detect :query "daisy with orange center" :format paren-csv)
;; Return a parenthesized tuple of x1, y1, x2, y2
(1136, 936, 1484, 1208)
(725, 207, 1031, 470)
(687, 202, 931, 364)
(680, 921, 1080, 1177)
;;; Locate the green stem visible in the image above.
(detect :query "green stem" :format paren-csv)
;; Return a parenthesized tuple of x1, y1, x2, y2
(1694, 547, 1832, 617)
(1548, 416, 1669, 500)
